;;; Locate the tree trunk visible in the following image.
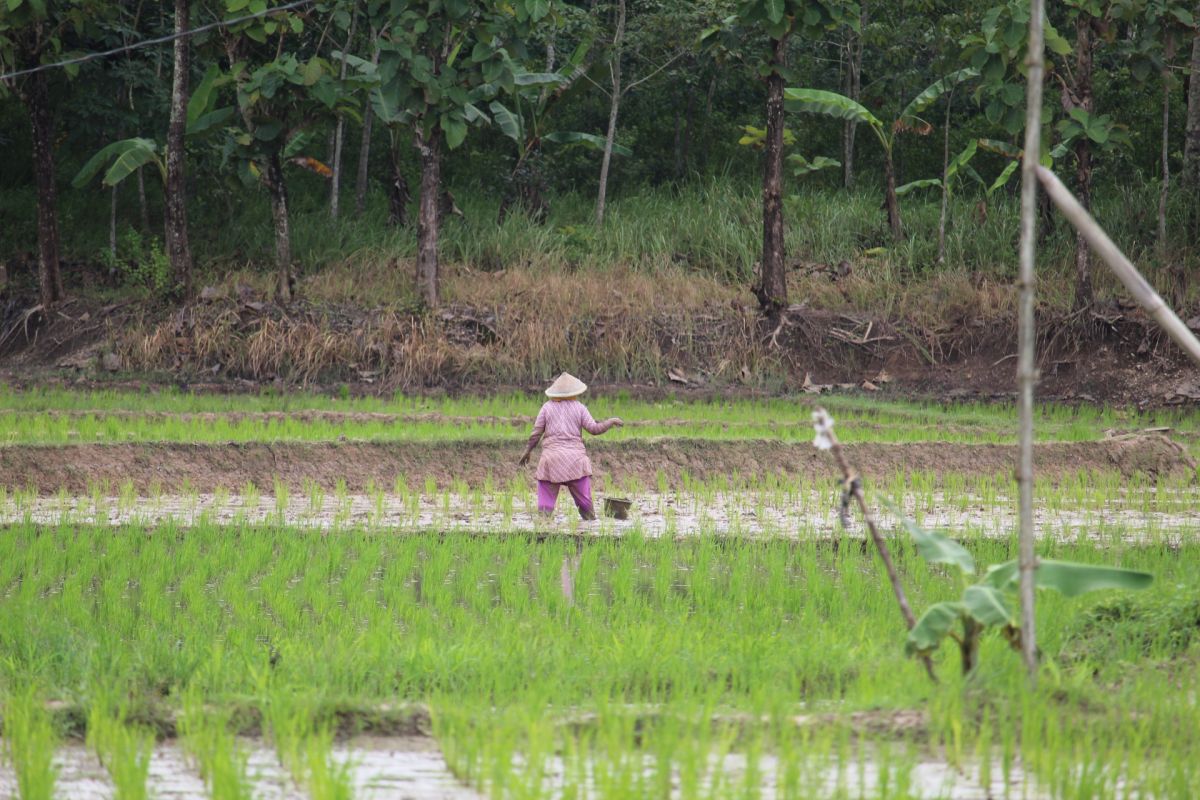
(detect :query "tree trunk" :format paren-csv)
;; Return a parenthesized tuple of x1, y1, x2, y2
(758, 34, 788, 311)
(415, 128, 441, 308)
(330, 9, 358, 220)
(672, 103, 683, 180)
(137, 168, 150, 232)
(680, 86, 696, 178)
(1159, 63, 1171, 252)
(883, 152, 903, 240)
(165, 0, 194, 299)
(262, 150, 293, 302)
(937, 93, 952, 265)
(109, 185, 119, 261)
(959, 619, 982, 676)
(387, 137, 410, 227)
(1073, 14, 1094, 310)
(355, 111, 375, 217)
(354, 32, 380, 217)
(842, 5, 865, 189)
(22, 71, 64, 309)
(1184, 4, 1200, 194)
(595, 0, 625, 226)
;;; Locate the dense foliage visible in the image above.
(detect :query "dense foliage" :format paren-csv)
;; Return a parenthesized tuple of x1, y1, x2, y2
(0, 0, 1197, 309)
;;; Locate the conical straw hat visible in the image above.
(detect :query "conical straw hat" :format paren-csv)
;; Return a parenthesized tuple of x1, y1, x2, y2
(545, 372, 587, 398)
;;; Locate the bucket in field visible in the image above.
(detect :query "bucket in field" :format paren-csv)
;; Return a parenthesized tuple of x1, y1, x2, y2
(603, 497, 633, 520)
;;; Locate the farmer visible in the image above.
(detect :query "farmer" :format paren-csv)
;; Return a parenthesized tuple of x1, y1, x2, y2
(519, 372, 623, 520)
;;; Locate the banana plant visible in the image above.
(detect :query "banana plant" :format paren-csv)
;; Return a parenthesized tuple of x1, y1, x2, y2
(72, 138, 166, 190)
(489, 52, 632, 222)
(901, 515, 1153, 676)
(72, 65, 239, 192)
(977, 113, 1126, 198)
(787, 154, 841, 178)
(895, 140, 983, 197)
(737, 126, 839, 185)
(785, 66, 978, 240)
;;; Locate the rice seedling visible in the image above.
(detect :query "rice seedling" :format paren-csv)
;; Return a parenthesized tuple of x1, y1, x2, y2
(178, 692, 253, 800)
(86, 705, 155, 800)
(303, 727, 355, 800)
(2, 686, 58, 800)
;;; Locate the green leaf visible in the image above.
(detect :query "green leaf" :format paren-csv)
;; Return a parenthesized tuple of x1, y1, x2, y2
(566, 38, 591, 67)
(784, 88, 882, 128)
(906, 602, 964, 656)
(986, 160, 1019, 197)
(984, 559, 1153, 597)
(899, 515, 975, 575)
(1033, 560, 1154, 597)
(764, 0, 785, 24)
(72, 139, 154, 188)
(513, 71, 565, 86)
(977, 138, 1021, 158)
(443, 116, 468, 150)
(895, 178, 943, 196)
(254, 121, 284, 141)
(488, 100, 522, 142)
(187, 65, 221, 127)
(1044, 20, 1073, 56)
(544, 131, 632, 156)
(962, 585, 1013, 627)
(186, 106, 235, 136)
(102, 139, 160, 187)
(897, 68, 979, 132)
(787, 154, 840, 176)
(281, 131, 311, 159)
(302, 57, 324, 86)
(945, 139, 978, 181)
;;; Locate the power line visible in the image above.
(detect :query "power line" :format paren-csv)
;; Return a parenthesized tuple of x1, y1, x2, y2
(0, 0, 316, 83)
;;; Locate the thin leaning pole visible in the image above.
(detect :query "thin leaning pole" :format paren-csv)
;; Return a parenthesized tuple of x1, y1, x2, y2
(1016, 0, 1047, 681)
(1036, 166, 1200, 366)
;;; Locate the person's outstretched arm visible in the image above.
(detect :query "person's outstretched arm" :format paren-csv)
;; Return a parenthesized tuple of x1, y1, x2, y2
(581, 405, 623, 436)
(519, 406, 548, 465)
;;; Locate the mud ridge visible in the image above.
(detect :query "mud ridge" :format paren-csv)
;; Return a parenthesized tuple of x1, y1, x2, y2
(0, 437, 1190, 494)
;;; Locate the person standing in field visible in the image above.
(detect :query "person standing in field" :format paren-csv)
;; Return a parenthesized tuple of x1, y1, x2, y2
(519, 372, 622, 520)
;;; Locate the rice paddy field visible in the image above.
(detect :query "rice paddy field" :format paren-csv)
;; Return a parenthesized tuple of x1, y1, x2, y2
(1, 387, 1199, 799)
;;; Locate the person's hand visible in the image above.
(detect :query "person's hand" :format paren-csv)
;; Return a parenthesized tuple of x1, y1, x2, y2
(609, 417, 624, 428)
(518, 451, 531, 466)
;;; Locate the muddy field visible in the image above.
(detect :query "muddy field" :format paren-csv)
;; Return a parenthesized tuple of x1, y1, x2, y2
(0, 436, 1191, 495)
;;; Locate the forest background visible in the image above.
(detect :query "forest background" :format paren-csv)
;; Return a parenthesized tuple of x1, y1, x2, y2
(2, 0, 1199, 398)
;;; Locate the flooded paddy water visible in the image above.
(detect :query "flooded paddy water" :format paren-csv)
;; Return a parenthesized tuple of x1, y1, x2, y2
(0, 736, 1051, 799)
(0, 486, 1195, 543)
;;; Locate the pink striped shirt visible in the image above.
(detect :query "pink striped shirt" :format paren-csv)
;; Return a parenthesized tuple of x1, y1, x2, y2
(526, 400, 616, 483)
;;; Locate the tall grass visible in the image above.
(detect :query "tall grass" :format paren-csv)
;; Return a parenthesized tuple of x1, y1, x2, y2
(11, 175, 1197, 300)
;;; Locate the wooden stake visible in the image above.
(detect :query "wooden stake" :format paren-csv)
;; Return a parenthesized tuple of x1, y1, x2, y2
(814, 409, 938, 683)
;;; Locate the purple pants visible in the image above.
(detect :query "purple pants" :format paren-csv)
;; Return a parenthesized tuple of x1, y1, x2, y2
(537, 476, 593, 517)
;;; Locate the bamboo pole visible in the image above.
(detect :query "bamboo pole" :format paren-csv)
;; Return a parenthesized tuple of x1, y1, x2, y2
(1016, 0, 1046, 682)
(1037, 165, 1200, 366)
